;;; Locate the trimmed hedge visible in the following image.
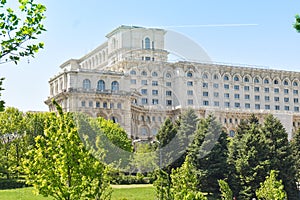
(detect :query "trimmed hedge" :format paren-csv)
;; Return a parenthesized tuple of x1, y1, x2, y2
(0, 179, 28, 189)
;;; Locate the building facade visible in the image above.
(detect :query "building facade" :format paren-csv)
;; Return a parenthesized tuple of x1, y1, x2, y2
(45, 25, 300, 139)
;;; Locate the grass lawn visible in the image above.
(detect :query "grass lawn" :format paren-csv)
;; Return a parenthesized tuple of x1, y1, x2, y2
(0, 185, 155, 200)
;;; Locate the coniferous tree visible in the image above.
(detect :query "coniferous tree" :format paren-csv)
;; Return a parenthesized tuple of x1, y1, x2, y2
(261, 115, 298, 199)
(171, 108, 198, 169)
(291, 127, 300, 183)
(228, 115, 269, 199)
(189, 114, 229, 198)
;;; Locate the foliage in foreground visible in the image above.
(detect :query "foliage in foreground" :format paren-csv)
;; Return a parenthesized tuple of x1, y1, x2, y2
(22, 108, 111, 200)
(256, 170, 287, 200)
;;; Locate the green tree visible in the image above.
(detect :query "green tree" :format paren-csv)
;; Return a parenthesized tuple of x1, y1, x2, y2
(294, 14, 300, 32)
(0, 107, 27, 179)
(154, 169, 173, 200)
(155, 117, 179, 171)
(0, 0, 46, 111)
(0, 77, 4, 111)
(291, 127, 300, 183)
(22, 110, 111, 200)
(261, 115, 298, 199)
(256, 170, 287, 200)
(170, 156, 207, 200)
(218, 179, 233, 200)
(172, 108, 198, 169)
(227, 115, 269, 200)
(189, 115, 229, 198)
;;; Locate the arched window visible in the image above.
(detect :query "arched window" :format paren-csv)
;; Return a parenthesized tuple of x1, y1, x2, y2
(244, 76, 249, 82)
(254, 77, 259, 83)
(141, 71, 147, 76)
(83, 79, 91, 90)
(145, 37, 150, 49)
(152, 71, 158, 77)
(293, 81, 299, 86)
(202, 73, 208, 79)
(111, 81, 119, 92)
(152, 128, 158, 135)
(274, 79, 279, 85)
(284, 80, 289, 86)
(130, 70, 136, 75)
(187, 72, 193, 77)
(141, 127, 148, 136)
(111, 116, 118, 123)
(213, 74, 219, 80)
(229, 130, 235, 137)
(97, 80, 105, 91)
(166, 73, 171, 78)
(234, 76, 239, 81)
(264, 78, 269, 84)
(224, 75, 229, 81)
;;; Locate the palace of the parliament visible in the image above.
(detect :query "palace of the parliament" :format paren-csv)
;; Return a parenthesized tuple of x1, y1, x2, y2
(45, 25, 300, 140)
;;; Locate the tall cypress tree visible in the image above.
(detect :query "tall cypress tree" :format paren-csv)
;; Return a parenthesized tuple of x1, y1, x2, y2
(261, 115, 298, 199)
(291, 127, 300, 184)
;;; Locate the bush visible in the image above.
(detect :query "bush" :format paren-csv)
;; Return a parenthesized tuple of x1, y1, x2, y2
(0, 179, 27, 189)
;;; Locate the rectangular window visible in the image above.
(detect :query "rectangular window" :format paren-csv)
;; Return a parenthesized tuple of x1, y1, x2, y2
(152, 90, 158, 95)
(188, 99, 194, 105)
(274, 88, 279, 93)
(203, 92, 209, 97)
(294, 98, 299, 103)
(274, 97, 280, 102)
(81, 101, 86, 107)
(141, 80, 147, 85)
(234, 94, 240, 99)
(224, 102, 230, 108)
(145, 56, 151, 61)
(166, 82, 171, 87)
(117, 103, 122, 109)
(275, 105, 280, 110)
(245, 103, 250, 109)
(254, 87, 260, 92)
(152, 99, 159, 105)
(203, 100, 209, 106)
(284, 97, 289, 102)
(284, 89, 289, 94)
(295, 106, 299, 112)
(294, 90, 298, 95)
(214, 101, 219, 106)
(141, 89, 147, 95)
(234, 85, 239, 90)
(265, 105, 270, 110)
(152, 81, 158, 86)
(213, 83, 219, 88)
(224, 84, 229, 89)
(244, 86, 250, 91)
(245, 94, 250, 100)
(131, 79, 136, 84)
(89, 101, 93, 107)
(166, 100, 172, 106)
(265, 96, 270, 101)
(265, 87, 269, 93)
(187, 90, 193, 95)
(110, 103, 114, 109)
(166, 91, 172, 96)
(224, 93, 230, 98)
(214, 92, 219, 97)
(187, 81, 193, 86)
(255, 104, 260, 109)
(203, 82, 208, 88)
(255, 95, 260, 101)
(285, 106, 290, 111)
(142, 98, 148, 105)
(235, 102, 240, 108)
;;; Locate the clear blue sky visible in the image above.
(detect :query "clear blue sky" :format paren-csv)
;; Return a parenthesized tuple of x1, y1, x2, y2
(1, 0, 300, 111)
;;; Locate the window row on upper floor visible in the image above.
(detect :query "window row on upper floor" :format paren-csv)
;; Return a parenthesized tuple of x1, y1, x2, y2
(82, 79, 120, 91)
(80, 49, 108, 69)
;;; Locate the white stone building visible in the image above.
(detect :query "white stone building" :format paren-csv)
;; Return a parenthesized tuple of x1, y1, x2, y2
(45, 25, 300, 139)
